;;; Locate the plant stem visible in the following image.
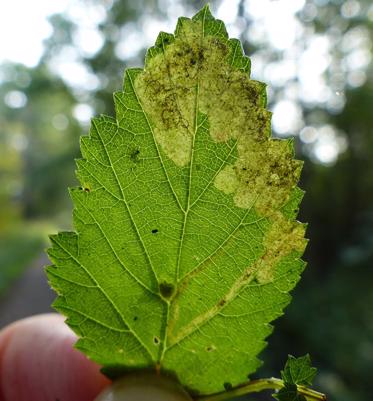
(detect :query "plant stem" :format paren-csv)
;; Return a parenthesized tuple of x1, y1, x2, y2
(195, 378, 327, 401)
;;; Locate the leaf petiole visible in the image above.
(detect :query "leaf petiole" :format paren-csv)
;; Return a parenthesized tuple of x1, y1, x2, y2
(195, 378, 327, 401)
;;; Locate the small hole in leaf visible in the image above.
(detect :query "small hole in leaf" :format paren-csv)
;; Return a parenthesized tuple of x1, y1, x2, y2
(133, 316, 138, 321)
(153, 336, 160, 345)
(224, 382, 233, 391)
(152, 229, 158, 234)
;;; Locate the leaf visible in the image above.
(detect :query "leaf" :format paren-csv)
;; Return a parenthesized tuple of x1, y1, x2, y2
(274, 355, 317, 401)
(281, 355, 317, 386)
(46, 5, 307, 396)
(275, 384, 307, 401)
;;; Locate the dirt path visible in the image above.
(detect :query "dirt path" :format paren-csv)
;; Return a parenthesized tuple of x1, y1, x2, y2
(0, 254, 55, 329)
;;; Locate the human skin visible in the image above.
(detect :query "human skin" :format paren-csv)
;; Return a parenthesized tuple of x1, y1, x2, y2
(0, 313, 191, 401)
(0, 314, 110, 401)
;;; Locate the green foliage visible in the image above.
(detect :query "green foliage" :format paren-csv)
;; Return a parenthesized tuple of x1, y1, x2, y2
(47, 6, 307, 395)
(0, 63, 80, 221)
(281, 355, 317, 386)
(0, 229, 44, 295)
(275, 355, 317, 401)
(276, 384, 307, 401)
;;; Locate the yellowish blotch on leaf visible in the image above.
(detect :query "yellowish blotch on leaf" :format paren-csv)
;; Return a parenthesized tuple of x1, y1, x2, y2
(214, 165, 239, 194)
(134, 16, 305, 280)
(256, 213, 307, 283)
(134, 18, 267, 167)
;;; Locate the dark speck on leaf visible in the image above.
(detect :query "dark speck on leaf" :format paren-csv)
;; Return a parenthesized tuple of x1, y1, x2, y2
(152, 229, 158, 234)
(159, 281, 175, 298)
(130, 149, 140, 162)
(218, 299, 226, 307)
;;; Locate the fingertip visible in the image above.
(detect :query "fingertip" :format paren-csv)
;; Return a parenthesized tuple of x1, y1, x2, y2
(0, 314, 110, 401)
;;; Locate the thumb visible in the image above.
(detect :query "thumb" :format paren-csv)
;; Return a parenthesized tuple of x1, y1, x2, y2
(0, 313, 110, 401)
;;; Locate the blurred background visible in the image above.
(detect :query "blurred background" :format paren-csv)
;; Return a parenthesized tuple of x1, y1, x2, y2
(0, 0, 372, 400)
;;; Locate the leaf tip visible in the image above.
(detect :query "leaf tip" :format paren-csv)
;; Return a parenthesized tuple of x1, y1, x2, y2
(192, 3, 214, 22)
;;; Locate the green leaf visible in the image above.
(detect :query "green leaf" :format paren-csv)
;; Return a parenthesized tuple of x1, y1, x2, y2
(281, 355, 317, 386)
(276, 384, 307, 401)
(46, 5, 307, 395)
(274, 355, 318, 401)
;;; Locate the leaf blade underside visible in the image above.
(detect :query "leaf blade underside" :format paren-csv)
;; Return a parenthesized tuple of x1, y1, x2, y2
(47, 5, 307, 395)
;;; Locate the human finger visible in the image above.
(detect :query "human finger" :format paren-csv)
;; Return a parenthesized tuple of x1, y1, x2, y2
(0, 313, 110, 401)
